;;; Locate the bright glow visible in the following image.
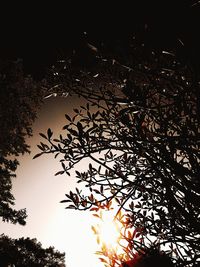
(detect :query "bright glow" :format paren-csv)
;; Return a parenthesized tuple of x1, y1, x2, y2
(91, 202, 125, 262)
(98, 211, 121, 250)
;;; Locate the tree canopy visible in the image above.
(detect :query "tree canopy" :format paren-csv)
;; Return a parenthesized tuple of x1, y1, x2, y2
(0, 59, 44, 224)
(0, 234, 65, 267)
(35, 35, 200, 267)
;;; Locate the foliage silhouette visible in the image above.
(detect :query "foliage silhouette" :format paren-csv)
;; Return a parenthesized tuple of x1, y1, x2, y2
(121, 247, 174, 267)
(0, 234, 65, 267)
(36, 36, 200, 266)
(0, 59, 44, 224)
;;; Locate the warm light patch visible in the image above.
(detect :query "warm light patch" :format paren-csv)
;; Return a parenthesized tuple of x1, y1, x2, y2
(91, 202, 125, 261)
(98, 210, 121, 250)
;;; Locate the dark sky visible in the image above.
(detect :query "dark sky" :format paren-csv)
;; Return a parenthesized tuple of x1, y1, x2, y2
(1, 1, 200, 78)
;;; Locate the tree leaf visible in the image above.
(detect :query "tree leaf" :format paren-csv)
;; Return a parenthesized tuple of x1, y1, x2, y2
(47, 128, 53, 139)
(77, 122, 83, 135)
(55, 170, 65, 176)
(65, 114, 71, 121)
(60, 199, 71, 203)
(39, 133, 47, 139)
(32, 153, 43, 159)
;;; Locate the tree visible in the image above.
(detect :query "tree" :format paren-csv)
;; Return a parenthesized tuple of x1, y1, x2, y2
(0, 234, 65, 267)
(36, 36, 200, 266)
(121, 247, 174, 267)
(0, 59, 44, 224)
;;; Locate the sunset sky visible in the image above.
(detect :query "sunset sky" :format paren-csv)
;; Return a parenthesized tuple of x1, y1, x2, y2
(0, 96, 105, 267)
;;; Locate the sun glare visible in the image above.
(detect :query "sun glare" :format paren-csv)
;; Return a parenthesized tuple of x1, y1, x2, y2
(91, 202, 125, 260)
(99, 211, 121, 250)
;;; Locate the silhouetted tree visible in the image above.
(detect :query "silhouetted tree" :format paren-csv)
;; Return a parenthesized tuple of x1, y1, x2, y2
(36, 36, 200, 266)
(121, 247, 174, 267)
(0, 59, 44, 224)
(0, 234, 65, 266)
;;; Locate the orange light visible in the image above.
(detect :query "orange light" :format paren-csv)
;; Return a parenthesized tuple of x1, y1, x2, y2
(98, 210, 121, 250)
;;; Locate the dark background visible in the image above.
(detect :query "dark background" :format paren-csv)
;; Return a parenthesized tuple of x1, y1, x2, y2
(0, 1, 200, 79)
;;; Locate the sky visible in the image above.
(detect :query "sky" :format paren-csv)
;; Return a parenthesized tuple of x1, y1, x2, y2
(2, 1, 200, 77)
(0, 95, 106, 267)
